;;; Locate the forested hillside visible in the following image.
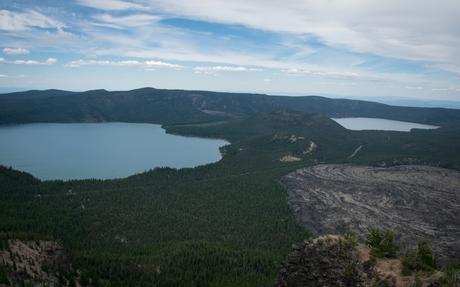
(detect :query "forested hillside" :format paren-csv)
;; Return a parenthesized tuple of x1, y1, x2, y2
(2, 87, 460, 126)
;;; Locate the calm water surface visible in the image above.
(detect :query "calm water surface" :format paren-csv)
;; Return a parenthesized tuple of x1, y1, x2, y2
(331, 117, 439, 132)
(0, 123, 228, 180)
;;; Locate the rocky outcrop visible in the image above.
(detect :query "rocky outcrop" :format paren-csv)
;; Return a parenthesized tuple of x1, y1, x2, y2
(281, 164, 460, 264)
(275, 235, 445, 287)
(275, 235, 375, 287)
(0, 239, 77, 287)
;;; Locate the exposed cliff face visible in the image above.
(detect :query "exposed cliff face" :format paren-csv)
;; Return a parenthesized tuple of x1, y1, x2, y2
(275, 235, 444, 287)
(281, 165, 460, 264)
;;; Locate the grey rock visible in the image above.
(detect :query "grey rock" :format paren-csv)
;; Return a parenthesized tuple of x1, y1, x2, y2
(281, 164, 460, 263)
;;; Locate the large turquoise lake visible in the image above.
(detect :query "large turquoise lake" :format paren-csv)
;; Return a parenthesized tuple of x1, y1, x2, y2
(0, 123, 228, 180)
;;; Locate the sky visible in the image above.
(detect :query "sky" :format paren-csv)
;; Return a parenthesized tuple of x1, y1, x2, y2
(0, 0, 460, 102)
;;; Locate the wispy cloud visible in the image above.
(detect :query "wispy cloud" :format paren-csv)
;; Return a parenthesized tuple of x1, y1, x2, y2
(92, 13, 160, 29)
(0, 9, 64, 31)
(0, 74, 28, 78)
(431, 87, 460, 93)
(9, 58, 57, 65)
(285, 68, 361, 79)
(144, 60, 182, 69)
(405, 86, 424, 90)
(194, 66, 262, 74)
(3, 47, 30, 55)
(85, 45, 430, 85)
(65, 59, 182, 69)
(76, 0, 146, 11)
(137, 0, 460, 75)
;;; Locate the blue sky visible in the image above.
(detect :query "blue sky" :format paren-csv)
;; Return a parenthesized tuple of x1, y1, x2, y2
(1, 0, 460, 102)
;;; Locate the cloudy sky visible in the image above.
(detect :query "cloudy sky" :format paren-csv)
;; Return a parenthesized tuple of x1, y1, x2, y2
(1, 0, 460, 101)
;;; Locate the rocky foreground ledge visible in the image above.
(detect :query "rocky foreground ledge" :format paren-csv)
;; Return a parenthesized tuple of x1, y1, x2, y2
(275, 235, 445, 287)
(281, 165, 460, 263)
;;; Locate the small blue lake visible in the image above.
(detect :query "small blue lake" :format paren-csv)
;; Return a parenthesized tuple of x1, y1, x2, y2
(331, 117, 439, 132)
(0, 123, 228, 180)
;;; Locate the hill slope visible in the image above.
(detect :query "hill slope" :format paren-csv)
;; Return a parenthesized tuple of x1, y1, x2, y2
(2, 87, 460, 126)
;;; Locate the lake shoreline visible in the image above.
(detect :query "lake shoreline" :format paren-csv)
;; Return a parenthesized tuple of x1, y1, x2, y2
(0, 122, 228, 181)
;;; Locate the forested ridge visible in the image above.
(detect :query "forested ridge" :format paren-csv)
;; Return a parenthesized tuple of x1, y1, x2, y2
(1, 90, 460, 286)
(2, 87, 460, 126)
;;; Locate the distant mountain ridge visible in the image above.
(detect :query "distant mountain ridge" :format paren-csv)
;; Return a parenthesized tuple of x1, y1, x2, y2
(1, 87, 460, 127)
